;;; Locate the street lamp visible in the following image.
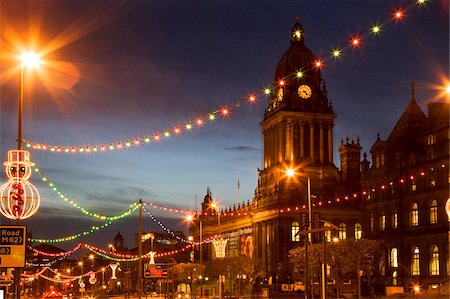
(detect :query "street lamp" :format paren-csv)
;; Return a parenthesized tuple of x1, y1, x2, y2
(18, 51, 42, 150)
(0, 50, 43, 224)
(286, 167, 321, 299)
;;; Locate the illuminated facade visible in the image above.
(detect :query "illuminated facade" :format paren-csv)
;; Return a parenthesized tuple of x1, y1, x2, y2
(361, 87, 449, 292)
(197, 19, 362, 281)
(195, 19, 449, 295)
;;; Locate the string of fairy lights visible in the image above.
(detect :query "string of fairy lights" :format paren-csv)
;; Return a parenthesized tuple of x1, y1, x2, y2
(21, 264, 115, 284)
(33, 164, 139, 221)
(142, 205, 218, 245)
(147, 164, 447, 217)
(25, 161, 446, 245)
(22, 0, 429, 156)
(265, 0, 429, 92)
(28, 219, 115, 243)
(23, 100, 248, 154)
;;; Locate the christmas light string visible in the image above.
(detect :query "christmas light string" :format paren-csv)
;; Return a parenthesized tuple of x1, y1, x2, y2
(22, 0, 429, 156)
(24, 100, 250, 154)
(268, 0, 429, 92)
(86, 242, 196, 262)
(142, 205, 218, 245)
(147, 163, 447, 217)
(27, 243, 82, 257)
(21, 264, 114, 284)
(86, 246, 140, 262)
(33, 164, 139, 220)
(28, 219, 114, 243)
(21, 267, 49, 278)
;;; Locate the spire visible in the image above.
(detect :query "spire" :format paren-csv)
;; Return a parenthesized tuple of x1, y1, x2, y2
(409, 81, 416, 102)
(291, 17, 304, 44)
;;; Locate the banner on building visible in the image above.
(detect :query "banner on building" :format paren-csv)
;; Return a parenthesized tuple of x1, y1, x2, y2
(213, 237, 228, 258)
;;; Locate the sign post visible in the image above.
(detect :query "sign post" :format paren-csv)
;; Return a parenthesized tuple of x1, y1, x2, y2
(0, 226, 26, 268)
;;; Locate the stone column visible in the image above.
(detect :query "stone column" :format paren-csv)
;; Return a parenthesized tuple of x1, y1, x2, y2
(285, 121, 293, 162)
(328, 122, 333, 163)
(267, 221, 272, 272)
(319, 122, 325, 163)
(262, 222, 267, 271)
(310, 122, 315, 161)
(300, 122, 305, 158)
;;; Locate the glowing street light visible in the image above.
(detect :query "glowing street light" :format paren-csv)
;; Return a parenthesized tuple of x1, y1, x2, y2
(0, 51, 43, 221)
(18, 51, 42, 150)
(285, 166, 321, 299)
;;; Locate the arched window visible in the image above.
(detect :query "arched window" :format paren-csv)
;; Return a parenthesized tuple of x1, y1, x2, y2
(430, 200, 438, 224)
(338, 223, 346, 240)
(410, 203, 419, 226)
(324, 222, 331, 241)
(411, 247, 420, 275)
(291, 221, 300, 242)
(430, 245, 439, 275)
(392, 209, 398, 229)
(390, 248, 398, 267)
(355, 223, 362, 240)
(392, 271, 398, 286)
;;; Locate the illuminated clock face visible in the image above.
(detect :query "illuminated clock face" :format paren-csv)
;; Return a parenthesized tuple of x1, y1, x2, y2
(298, 85, 312, 99)
(277, 88, 283, 101)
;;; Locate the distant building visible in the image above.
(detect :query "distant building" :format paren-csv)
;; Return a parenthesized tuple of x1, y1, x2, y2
(361, 85, 449, 292)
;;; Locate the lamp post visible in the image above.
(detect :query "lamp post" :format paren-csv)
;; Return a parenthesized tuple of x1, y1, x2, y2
(18, 51, 41, 150)
(286, 168, 321, 299)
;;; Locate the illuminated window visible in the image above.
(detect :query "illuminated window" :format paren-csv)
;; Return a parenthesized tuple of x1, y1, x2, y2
(429, 200, 438, 224)
(291, 222, 300, 242)
(410, 203, 419, 226)
(411, 181, 417, 191)
(411, 247, 420, 275)
(427, 135, 436, 145)
(370, 214, 374, 231)
(381, 153, 385, 166)
(392, 210, 398, 229)
(354, 223, 362, 240)
(392, 271, 398, 285)
(390, 248, 398, 267)
(430, 245, 439, 275)
(339, 223, 346, 240)
(324, 222, 331, 241)
(380, 213, 386, 230)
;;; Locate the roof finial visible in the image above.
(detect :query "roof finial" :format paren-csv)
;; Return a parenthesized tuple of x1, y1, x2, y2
(411, 81, 415, 97)
(296, 14, 300, 22)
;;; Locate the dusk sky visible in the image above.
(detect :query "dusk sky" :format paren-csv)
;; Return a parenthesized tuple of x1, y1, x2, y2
(0, 0, 448, 249)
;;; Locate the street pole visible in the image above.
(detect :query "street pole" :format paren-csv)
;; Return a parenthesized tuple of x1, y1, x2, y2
(138, 199, 143, 299)
(322, 231, 327, 299)
(18, 64, 24, 150)
(199, 220, 203, 298)
(304, 176, 311, 299)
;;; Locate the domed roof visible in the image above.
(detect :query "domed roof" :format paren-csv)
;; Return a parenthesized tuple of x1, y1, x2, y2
(274, 20, 318, 81)
(387, 82, 427, 151)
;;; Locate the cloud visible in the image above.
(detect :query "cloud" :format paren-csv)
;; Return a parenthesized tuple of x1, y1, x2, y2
(219, 145, 259, 152)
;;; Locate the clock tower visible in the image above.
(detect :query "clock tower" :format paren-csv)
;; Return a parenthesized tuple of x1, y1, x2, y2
(257, 18, 338, 208)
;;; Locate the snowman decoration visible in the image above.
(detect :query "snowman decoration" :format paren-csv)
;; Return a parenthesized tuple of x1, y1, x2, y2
(0, 150, 40, 220)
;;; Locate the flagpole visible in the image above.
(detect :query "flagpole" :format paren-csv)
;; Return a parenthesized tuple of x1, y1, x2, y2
(237, 179, 240, 206)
